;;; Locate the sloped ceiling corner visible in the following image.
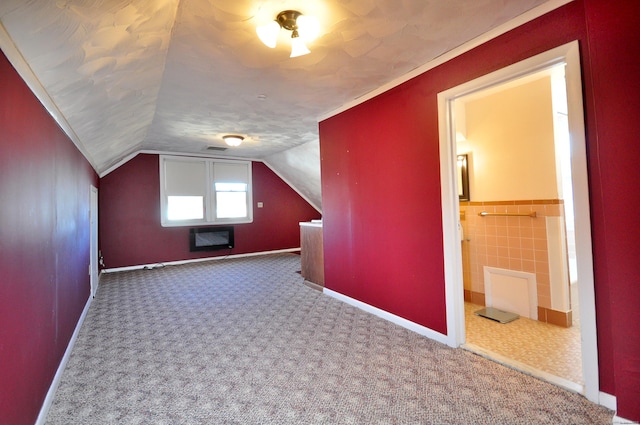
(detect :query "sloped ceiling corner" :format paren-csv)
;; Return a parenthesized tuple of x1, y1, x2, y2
(263, 141, 322, 212)
(0, 0, 180, 173)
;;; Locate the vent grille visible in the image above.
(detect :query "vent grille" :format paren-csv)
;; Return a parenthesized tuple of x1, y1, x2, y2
(206, 146, 228, 152)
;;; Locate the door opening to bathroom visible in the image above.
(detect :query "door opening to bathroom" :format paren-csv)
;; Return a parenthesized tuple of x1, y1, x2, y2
(438, 42, 599, 403)
(455, 65, 581, 384)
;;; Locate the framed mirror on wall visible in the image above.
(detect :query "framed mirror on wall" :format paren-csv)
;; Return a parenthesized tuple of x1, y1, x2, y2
(458, 154, 470, 201)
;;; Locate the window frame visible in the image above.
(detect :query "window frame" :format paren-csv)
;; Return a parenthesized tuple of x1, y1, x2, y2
(160, 155, 253, 227)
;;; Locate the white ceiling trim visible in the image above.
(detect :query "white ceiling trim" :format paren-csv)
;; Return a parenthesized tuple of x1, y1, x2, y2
(100, 149, 264, 178)
(0, 21, 98, 172)
(318, 0, 574, 122)
(101, 147, 322, 213)
(261, 160, 322, 213)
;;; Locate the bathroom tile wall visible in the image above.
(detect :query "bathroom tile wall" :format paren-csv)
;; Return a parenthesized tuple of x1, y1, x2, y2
(461, 200, 567, 321)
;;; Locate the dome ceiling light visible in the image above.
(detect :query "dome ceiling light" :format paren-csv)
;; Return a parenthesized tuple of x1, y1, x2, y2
(223, 135, 244, 147)
(256, 10, 320, 58)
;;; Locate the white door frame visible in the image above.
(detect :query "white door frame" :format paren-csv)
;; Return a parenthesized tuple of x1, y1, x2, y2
(90, 185, 99, 298)
(437, 41, 600, 403)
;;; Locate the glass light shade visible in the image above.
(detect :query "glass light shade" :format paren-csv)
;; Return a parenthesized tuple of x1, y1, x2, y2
(256, 21, 280, 48)
(223, 135, 243, 147)
(290, 37, 310, 58)
(296, 15, 320, 41)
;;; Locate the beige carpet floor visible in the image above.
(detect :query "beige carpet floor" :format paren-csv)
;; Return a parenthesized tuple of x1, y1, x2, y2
(46, 253, 612, 424)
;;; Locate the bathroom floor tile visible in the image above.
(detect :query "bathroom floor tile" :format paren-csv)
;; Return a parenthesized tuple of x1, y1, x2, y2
(465, 302, 583, 385)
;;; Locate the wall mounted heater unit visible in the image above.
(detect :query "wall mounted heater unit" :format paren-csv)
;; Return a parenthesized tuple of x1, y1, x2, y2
(189, 227, 234, 252)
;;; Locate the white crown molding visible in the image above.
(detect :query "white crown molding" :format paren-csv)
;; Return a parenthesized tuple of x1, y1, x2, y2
(318, 0, 574, 122)
(99, 149, 263, 178)
(0, 22, 99, 173)
(261, 160, 321, 213)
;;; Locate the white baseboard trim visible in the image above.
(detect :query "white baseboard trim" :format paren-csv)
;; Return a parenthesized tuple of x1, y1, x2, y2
(613, 415, 637, 425)
(35, 295, 93, 425)
(102, 248, 301, 273)
(597, 391, 638, 425)
(599, 391, 616, 411)
(323, 288, 449, 345)
(322, 288, 631, 421)
(605, 390, 636, 425)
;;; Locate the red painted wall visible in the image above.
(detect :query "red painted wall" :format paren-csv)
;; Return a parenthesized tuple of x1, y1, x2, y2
(0, 51, 98, 424)
(320, 87, 447, 332)
(1, 0, 637, 422)
(582, 0, 640, 418)
(320, 0, 640, 420)
(99, 154, 320, 268)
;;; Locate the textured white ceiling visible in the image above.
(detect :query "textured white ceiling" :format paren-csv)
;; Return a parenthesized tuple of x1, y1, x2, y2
(0, 0, 552, 208)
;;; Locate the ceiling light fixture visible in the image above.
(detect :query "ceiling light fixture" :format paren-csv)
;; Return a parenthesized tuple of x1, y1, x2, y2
(257, 10, 319, 58)
(223, 135, 244, 147)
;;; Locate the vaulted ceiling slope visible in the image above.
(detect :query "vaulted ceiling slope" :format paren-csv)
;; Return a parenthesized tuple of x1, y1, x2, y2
(0, 0, 550, 210)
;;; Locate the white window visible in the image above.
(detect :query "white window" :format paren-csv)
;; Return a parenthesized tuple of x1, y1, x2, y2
(167, 196, 204, 220)
(160, 155, 252, 227)
(215, 183, 248, 218)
